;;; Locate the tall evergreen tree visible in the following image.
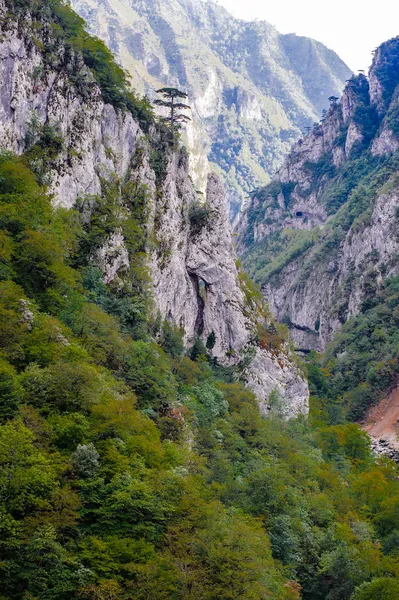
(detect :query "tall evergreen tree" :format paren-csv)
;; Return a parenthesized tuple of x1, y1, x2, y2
(154, 87, 191, 129)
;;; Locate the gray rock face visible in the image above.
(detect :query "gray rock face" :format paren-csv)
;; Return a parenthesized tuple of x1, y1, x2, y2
(262, 188, 399, 351)
(237, 39, 399, 351)
(150, 157, 308, 413)
(70, 0, 351, 220)
(0, 0, 308, 414)
(372, 124, 399, 156)
(235, 111, 342, 246)
(94, 231, 130, 286)
(243, 349, 308, 416)
(0, 14, 141, 208)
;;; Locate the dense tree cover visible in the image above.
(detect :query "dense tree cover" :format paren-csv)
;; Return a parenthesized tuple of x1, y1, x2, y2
(308, 276, 399, 421)
(0, 150, 293, 599)
(1, 146, 399, 599)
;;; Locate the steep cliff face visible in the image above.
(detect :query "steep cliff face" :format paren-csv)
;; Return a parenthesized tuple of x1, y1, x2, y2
(238, 37, 399, 351)
(0, 0, 308, 413)
(70, 0, 351, 220)
(149, 163, 308, 413)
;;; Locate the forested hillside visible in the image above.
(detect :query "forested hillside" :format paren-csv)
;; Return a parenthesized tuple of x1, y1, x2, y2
(2, 146, 399, 600)
(1, 1, 399, 599)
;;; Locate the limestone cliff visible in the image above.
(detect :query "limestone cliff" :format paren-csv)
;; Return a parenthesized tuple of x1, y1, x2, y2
(238, 37, 399, 351)
(70, 0, 351, 220)
(0, 0, 308, 413)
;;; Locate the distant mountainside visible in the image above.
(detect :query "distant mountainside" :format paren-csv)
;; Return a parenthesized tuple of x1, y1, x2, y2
(70, 0, 352, 218)
(237, 36, 399, 352)
(236, 36, 399, 449)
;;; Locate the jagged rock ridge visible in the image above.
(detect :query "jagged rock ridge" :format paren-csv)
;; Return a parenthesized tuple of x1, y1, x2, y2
(237, 37, 399, 351)
(0, 0, 308, 413)
(70, 0, 351, 220)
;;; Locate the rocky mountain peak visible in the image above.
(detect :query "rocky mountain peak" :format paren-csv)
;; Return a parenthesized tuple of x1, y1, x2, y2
(341, 73, 369, 122)
(369, 36, 399, 116)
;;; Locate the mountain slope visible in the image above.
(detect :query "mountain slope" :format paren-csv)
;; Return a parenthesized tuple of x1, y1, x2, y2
(70, 0, 352, 218)
(237, 37, 399, 353)
(0, 0, 308, 411)
(3, 4, 399, 600)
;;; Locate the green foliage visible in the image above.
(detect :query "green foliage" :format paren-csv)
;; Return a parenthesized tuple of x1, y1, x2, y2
(189, 335, 208, 362)
(49, 412, 90, 449)
(0, 358, 23, 419)
(386, 101, 399, 137)
(0, 79, 398, 600)
(76, 177, 151, 337)
(206, 329, 216, 350)
(304, 152, 336, 188)
(311, 276, 399, 420)
(188, 201, 212, 235)
(158, 318, 185, 359)
(71, 443, 100, 477)
(153, 87, 191, 131)
(351, 577, 399, 600)
(187, 381, 228, 427)
(318, 153, 380, 214)
(243, 228, 317, 285)
(0, 420, 58, 516)
(122, 340, 178, 411)
(373, 38, 399, 107)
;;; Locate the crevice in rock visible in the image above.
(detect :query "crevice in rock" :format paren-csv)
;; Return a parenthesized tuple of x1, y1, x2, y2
(290, 322, 317, 334)
(189, 272, 206, 335)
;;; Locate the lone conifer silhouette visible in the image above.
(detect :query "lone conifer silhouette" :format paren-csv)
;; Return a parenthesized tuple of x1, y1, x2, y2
(154, 87, 191, 130)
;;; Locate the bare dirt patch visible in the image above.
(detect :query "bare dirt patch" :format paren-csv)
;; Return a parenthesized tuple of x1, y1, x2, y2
(363, 385, 399, 450)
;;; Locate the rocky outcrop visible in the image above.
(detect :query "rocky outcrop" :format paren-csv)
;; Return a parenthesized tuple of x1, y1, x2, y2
(237, 37, 399, 351)
(368, 38, 399, 116)
(0, 0, 308, 414)
(70, 0, 351, 220)
(94, 231, 130, 286)
(262, 187, 399, 351)
(372, 124, 399, 155)
(150, 165, 308, 412)
(0, 17, 141, 208)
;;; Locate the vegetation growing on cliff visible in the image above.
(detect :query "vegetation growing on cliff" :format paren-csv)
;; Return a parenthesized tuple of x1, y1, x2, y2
(5, 0, 155, 130)
(1, 2, 399, 598)
(242, 148, 399, 294)
(1, 139, 399, 599)
(308, 276, 399, 421)
(67, 0, 351, 219)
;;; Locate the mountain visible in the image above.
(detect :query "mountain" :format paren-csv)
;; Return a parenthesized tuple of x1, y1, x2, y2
(70, 0, 352, 219)
(237, 37, 399, 350)
(3, 3, 399, 600)
(237, 36, 399, 423)
(0, 0, 307, 411)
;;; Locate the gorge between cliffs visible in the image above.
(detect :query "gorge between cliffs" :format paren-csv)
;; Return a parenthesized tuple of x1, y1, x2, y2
(0, 1, 399, 599)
